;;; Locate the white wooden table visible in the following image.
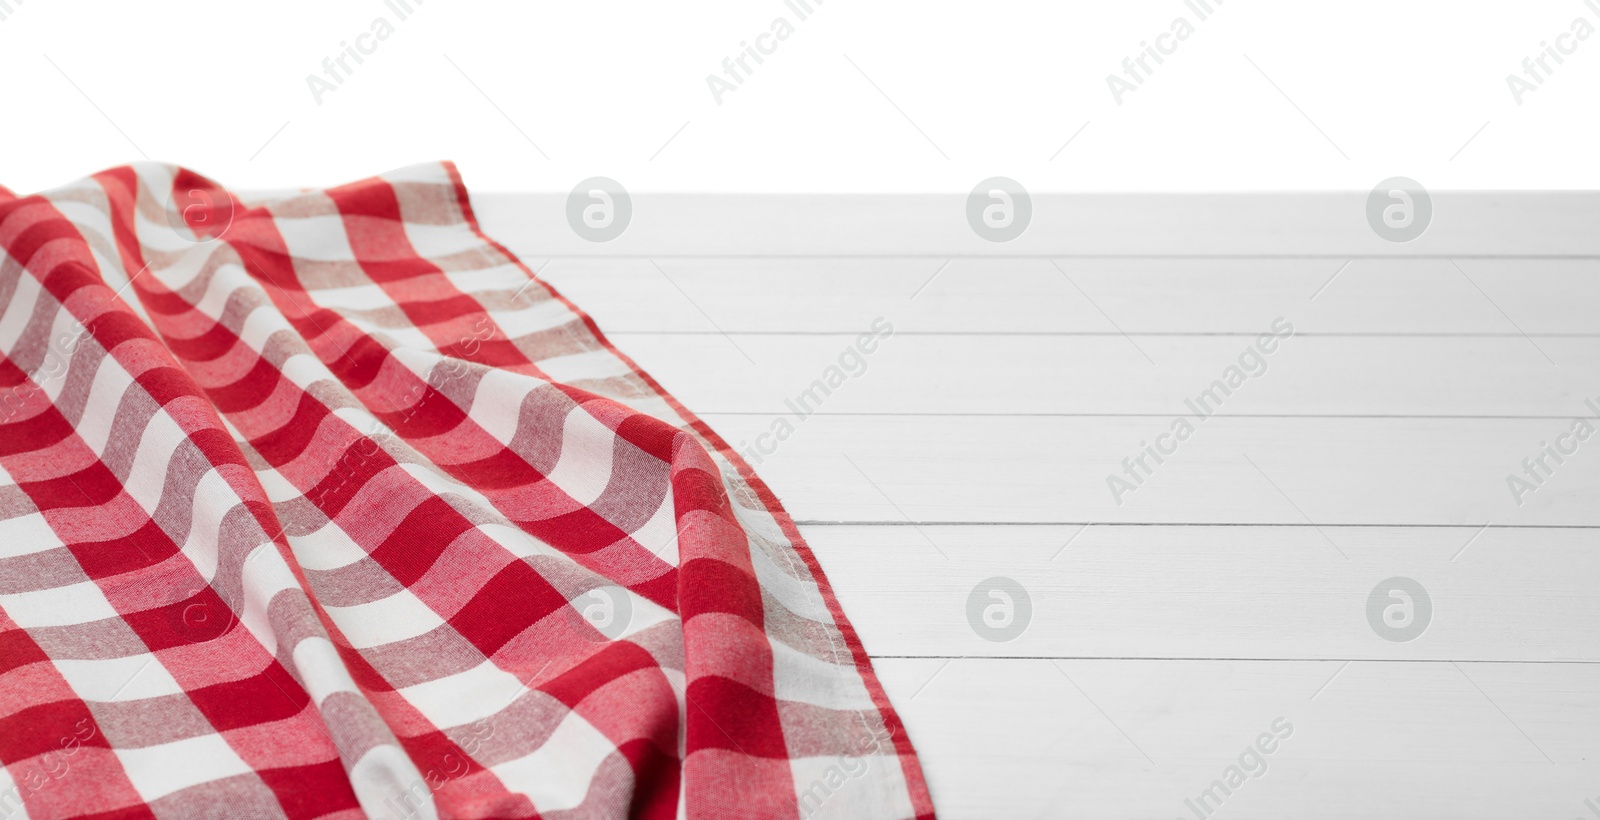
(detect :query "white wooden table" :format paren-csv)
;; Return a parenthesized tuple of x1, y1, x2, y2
(477, 193, 1600, 819)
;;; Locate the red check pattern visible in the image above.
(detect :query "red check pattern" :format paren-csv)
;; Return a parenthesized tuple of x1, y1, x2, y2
(0, 163, 935, 820)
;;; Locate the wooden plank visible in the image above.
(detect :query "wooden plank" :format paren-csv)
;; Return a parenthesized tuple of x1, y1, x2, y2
(878, 657, 1600, 819)
(529, 257, 1600, 336)
(608, 333, 1598, 417)
(464, 195, 1600, 817)
(800, 524, 1600, 661)
(697, 414, 1600, 527)
(472, 193, 1600, 257)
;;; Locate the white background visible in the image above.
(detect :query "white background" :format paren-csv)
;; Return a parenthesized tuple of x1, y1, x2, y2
(1, 0, 1597, 193)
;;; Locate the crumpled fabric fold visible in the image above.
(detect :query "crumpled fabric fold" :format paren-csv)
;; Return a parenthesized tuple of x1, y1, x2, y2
(0, 163, 933, 820)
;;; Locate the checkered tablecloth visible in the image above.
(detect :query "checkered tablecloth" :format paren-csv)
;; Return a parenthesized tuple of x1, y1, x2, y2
(0, 163, 934, 819)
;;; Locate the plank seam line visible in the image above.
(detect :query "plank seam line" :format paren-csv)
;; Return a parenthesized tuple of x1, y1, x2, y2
(510, 253, 1600, 260)
(795, 521, 1600, 529)
(603, 332, 1600, 338)
(705, 413, 1600, 420)
(868, 656, 1600, 664)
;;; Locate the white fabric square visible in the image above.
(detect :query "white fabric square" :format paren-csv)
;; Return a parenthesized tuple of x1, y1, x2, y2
(349, 744, 437, 820)
(0, 579, 118, 627)
(306, 283, 390, 310)
(398, 658, 527, 729)
(53, 655, 183, 703)
(402, 221, 488, 260)
(287, 518, 373, 572)
(0, 271, 41, 355)
(236, 538, 304, 657)
(292, 636, 363, 705)
(535, 350, 630, 383)
(125, 411, 185, 514)
(77, 354, 135, 458)
(788, 750, 912, 820)
(370, 324, 435, 352)
(465, 368, 531, 446)
(543, 412, 617, 508)
(176, 469, 240, 584)
(0, 511, 64, 558)
(490, 709, 615, 813)
(275, 213, 359, 262)
(40, 308, 88, 404)
(487, 300, 576, 339)
(769, 639, 876, 712)
(115, 732, 252, 803)
(444, 265, 533, 296)
(323, 588, 446, 650)
(0, 762, 24, 819)
(631, 496, 679, 566)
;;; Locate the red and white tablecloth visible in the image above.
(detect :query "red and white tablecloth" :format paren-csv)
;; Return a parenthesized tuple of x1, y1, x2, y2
(0, 163, 934, 819)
